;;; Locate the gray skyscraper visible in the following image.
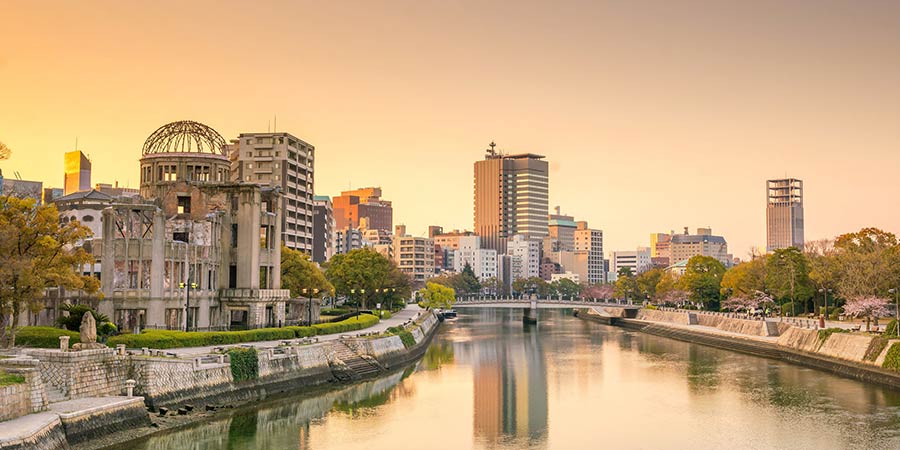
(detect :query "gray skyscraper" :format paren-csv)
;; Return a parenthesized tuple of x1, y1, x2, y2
(766, 178, 804, 252)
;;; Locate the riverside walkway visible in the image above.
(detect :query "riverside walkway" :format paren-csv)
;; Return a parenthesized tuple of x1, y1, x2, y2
(166, 303, 426, 358)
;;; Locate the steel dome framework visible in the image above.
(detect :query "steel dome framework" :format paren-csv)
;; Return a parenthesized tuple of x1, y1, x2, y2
(142, 120, 227, 156)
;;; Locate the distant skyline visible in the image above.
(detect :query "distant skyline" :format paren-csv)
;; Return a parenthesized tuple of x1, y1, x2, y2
(2, 0, 899, 258)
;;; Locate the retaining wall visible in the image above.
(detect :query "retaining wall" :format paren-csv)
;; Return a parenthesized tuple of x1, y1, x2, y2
(0, 358, 48, 422)
(25, 348, 126, 400)
(636, 309, 695, 325)
(52, 398, 150, 445)
(0, 414, 67, 450)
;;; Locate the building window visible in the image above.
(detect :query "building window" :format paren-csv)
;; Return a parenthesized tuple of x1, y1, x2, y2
(173, 231, 189, 243)
(229, 265, 237, 289)
(231, 224, 238, 248)
(177, 196, 191, 214)
(82, 215, 94, 222)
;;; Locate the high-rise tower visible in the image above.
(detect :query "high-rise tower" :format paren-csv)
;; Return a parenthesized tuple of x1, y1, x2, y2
(766, 178, 804, 252)
(474, 143, 549, 254)
(64, 150, 91, 195)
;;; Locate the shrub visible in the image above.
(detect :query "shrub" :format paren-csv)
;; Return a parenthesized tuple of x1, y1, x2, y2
(882, 342, 900, 372)
(321, 308, 351, 316)
(864, 337, 889, 362)
(817, 327, 848, 344)
(15, 327, 80, 348)
(829, 307, 844, 321)
(645, 304, 659, 310)
(56, 304, 110, 332)
(780, 302, 795, 316)
(379, 310, 393, 320)
(884, 319, 898, 338)
(107, 314, 381, 349)
(397, 330, 416, 349)
(312, 314, 379, 335)
(97, 322, 118, 338)
(228, 347, 259, 382)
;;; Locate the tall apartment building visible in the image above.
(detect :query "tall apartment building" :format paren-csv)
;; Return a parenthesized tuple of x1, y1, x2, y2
(392, 235, 435, 285)
(453, 236, 498, 281)
(574, 221, 604, 284)
(334, 228, 364, 255)
(229, 132, 315, 253)
(670, 227, 730, 267)
(507, 234, 541, 281)
(474, 144, 549, 254)
(64, 150, 92, 195)
(431, 228, 476, 272)
(333, 187, 393, 232)
(610, 248, 652, 281)
(766, 178, 804, 252)
(312, 195, 334, 263)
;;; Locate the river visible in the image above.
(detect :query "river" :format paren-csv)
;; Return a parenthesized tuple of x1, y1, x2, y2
(116, 308, 900, 450)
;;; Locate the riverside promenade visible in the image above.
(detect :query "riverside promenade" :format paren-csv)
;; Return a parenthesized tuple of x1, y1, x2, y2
(166, 303, 426, 358)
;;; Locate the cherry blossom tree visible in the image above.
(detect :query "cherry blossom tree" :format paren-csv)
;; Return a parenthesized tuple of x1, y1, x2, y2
(721, 291, 774, 316)
(658, 289, 691, 306)
(843, 296, 891, 332)
(581, 284, 614, 301)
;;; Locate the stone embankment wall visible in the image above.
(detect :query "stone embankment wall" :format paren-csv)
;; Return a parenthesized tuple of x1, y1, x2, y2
(134, 310, 440, 409)
(53, 397, 150, 445)
(636, 309, 696, 325)
(0, 414, 67, 450)
(25, 348, 126, 399)
(586, 308, 900, 387)
(0, 358, 48, 422)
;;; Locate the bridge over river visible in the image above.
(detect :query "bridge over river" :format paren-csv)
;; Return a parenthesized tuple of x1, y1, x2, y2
(453, 297, 640, 323)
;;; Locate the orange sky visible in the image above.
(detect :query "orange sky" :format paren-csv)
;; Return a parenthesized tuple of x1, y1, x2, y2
(2, 0, 899, 258)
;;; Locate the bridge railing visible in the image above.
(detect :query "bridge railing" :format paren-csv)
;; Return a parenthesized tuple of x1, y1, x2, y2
(454, 296, 637, 307)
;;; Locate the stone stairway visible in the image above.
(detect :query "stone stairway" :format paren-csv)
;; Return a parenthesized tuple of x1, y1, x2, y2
(330, 342, 383, 381)
(45, 384, 66, 403)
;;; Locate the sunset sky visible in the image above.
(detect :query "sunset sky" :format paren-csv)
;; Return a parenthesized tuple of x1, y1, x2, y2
(2, 0, 899, 258)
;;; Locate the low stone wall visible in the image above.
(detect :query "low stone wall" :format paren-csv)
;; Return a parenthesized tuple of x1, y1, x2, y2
(0, 414, 67, 450)
(776, 327, 820, 353)
(52, 398, 150, 445)
(0, 358, 48, 422)
(25, 348, 126, 400)
(636, 309, 695, 325)
(0, 383, 31, 423)
(817, 333, 876, 362)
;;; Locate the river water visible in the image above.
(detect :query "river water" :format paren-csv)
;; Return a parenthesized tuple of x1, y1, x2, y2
(119, 308, 900, 450)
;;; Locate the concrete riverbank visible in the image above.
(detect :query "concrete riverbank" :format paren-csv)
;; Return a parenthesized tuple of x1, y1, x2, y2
(0, 310, 442, 450)
(577, 308, 900, 389)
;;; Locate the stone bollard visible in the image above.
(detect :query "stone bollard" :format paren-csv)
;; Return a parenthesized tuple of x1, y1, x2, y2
(117, 344, 127, 356)
(59, 336, 70, 351)
(217, 354, 225, 364)
(125, 379, 136, 397)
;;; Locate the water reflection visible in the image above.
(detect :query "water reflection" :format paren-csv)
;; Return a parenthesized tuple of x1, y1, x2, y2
(117, 308, 900, 450)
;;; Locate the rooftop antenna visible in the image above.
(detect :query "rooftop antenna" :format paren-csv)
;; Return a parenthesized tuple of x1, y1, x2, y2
(274, 115, 277, 132)
(267, 120, 271, 133)
(486, 141, 498, 158)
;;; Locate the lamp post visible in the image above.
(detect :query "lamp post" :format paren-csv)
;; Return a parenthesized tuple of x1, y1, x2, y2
(302, 288, 320, 326)
(890, 288, 899, 322)
(819, 288, 832, 329)
(179, 281, 198, 332)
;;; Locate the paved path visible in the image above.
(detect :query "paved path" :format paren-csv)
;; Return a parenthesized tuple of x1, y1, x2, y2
(167, 303, 426, 358)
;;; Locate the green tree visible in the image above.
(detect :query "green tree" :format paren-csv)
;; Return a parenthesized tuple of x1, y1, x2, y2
(419, 282, 456, 309)
(281, 246, 334, 298)
(0, 141, 10, 161)
(550, 278, 582, 299)
(832, 228, 900, 299)
(636, 268, 664, 300)
(325, 248, 410, 309)
(512, 277, 550, 297)
(614, 271, 640, 300)
(766, 247, 814, 316)
(459, 263, 482, 295)
(0, 196, 100, 347)
(678, 256, 726, 309)
(720, 257, 767, 298)
(481, 277, 500, 296)
(655, 271, 678, 300)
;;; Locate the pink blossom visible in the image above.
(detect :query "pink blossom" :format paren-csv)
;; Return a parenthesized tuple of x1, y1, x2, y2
(843, 296, 891, 318)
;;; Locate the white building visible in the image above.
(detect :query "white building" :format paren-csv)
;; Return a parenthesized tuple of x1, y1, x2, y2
(508, 234, 541, 281)
(452, 236, 498, 281)
(609, 247, 652, 281)
(574, 221, 604, 284)
(551, 272, 580, 283)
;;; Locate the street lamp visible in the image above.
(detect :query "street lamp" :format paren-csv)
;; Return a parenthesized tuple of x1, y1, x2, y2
(819, 288, 832, 329)
(179, 281, 198, 332)
(302, 288, 320, 326)
(890, 288, 899, 322)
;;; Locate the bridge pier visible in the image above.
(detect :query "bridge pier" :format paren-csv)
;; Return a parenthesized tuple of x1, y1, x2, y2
(523, 298, 538, 325)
